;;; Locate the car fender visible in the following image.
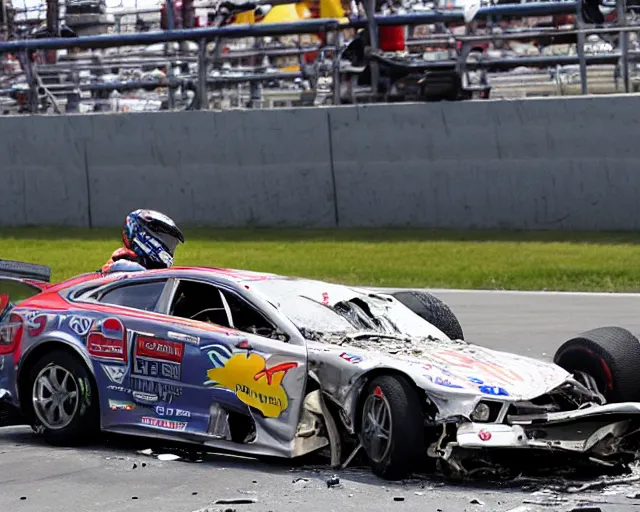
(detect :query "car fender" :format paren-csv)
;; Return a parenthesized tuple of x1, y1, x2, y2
(16, 330, 98, 405)
(342, 365, 424, 434)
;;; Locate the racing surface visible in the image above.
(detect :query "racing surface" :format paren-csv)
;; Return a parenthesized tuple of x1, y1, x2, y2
(3, 289, 640, 512)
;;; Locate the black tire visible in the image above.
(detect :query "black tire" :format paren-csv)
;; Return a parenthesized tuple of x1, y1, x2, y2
(392, 291, 464, 340)
(26, 349, 100, 445)
(359, 374, 425, 480)
(553, 326, 640, 403)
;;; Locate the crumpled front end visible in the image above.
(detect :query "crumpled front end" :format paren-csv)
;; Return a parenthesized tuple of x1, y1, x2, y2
(429, 376, 640, 477)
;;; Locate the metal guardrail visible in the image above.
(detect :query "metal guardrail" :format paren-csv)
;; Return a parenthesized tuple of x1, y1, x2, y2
(0, 2, 584, 53)
(0, 18, 341, 51)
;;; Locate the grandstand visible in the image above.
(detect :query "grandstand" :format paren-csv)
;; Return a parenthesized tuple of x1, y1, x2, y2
(0, 0, 637, 113)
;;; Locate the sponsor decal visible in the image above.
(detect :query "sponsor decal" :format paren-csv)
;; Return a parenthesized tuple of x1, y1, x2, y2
(203, 343, 298, 418)
(69, 316, 93, 337)
(155, 406, 191, 418)
(25, 313, 48, 337)
(102, 364, 127, 385)
(109, 399, 136, 411)
(107, 385, 132, 393)
(88, 318, 127, 363)
(339, 352, 363, 364)
(429, 350, 524, 386)
(468, 376, 484, 385)
(322, 292, 330, 305)
(479, 385, 510, 397)
(133, 358, 181, 381)
(141, 416, 187, 431)
(130, 376, 182, 403)
(167, 331, 200, 345)
(133, 391, 159, 403)
(135, 336, 183, 363)
(424, 375, 465, 389)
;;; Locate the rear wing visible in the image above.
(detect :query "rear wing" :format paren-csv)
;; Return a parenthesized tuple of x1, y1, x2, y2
(0, 260, 51, 320)
(0, 259, 51, 283)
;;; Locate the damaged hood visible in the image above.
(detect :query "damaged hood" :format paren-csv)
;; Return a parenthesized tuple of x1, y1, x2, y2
(308, 333, 570, 403)
(330, 336, 572, 402)
(390, 343, 570, 401)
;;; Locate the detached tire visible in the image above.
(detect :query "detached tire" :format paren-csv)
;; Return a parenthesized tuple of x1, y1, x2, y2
(392, 291, 464, 340)
(553, 326, 640, 403)
(26, 349, 99, 445)
(359, 374, 425, 480)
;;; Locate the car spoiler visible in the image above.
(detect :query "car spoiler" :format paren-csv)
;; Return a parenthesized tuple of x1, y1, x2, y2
(0, 259, 51, 284)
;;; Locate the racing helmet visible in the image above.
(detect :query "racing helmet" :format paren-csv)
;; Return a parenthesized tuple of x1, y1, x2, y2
(121, 209, 185, 269)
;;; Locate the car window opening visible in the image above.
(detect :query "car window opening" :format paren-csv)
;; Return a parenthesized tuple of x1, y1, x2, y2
(170, 280, 285, 340)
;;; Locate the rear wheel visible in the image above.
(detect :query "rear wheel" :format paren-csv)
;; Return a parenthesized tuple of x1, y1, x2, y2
(359, 374, 425, 480)
(553, 326, 640, 403)
(27, 349, 99, 445)
(392, 291, 464, 340)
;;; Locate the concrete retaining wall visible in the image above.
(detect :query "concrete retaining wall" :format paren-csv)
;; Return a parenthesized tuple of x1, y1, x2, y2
(2, 94, 640, 230)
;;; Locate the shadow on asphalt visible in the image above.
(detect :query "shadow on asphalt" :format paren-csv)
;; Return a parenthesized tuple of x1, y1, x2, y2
(3, 425, 638, 496)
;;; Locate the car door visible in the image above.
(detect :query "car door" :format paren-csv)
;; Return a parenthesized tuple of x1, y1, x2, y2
(75, 276, 199, 432)
(163, 277, 308, 451)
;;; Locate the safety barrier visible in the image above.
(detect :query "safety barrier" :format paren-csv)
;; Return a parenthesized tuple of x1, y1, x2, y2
(2, 94, 640, 230)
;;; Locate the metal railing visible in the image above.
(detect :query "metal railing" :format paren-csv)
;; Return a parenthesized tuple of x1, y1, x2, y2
(0, 0, 638, 114)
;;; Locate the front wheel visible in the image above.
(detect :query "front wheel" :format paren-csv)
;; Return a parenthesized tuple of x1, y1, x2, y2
(359, 374, 425, 480)
(27, 349, 99, 445)
(554, 326, 640, 403)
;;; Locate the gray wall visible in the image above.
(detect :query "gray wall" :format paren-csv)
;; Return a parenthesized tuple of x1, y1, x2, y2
(2, 94, 640, 230)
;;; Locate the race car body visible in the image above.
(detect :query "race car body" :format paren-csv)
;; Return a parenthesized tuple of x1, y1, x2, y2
(2, 259, 640, 480)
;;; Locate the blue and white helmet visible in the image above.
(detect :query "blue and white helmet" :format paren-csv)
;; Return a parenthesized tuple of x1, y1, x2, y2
(122, 209, 185, 269)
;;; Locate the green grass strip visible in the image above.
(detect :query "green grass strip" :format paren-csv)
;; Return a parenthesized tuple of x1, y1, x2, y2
(1, 227, 640, 292)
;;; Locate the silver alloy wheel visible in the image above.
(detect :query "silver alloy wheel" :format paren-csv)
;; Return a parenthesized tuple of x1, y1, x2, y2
(32, 364, 80, 430)
(361, 392, 393, 463)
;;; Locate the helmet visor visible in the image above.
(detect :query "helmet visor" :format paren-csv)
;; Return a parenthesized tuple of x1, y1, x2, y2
(156, 231, 181, 256)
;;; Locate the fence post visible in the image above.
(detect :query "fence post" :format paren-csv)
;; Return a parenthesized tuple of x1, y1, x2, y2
(23, 50, 38, 114)
(618, 0, 630, 92)
(331, 25, 341, 105)
(197, 37, 207, 110)
(576, 0, 588, 94)
(362, 0, 379, 98)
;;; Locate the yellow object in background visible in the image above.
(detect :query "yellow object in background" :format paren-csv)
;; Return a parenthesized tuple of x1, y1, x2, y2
(295, 2, 313, 18)
(235, 10, 256, 24)
(319, 0, 345, 18)
(260, 3, 304, 23)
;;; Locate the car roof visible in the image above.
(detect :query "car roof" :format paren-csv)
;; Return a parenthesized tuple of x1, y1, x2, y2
(51, 266, 287, 293)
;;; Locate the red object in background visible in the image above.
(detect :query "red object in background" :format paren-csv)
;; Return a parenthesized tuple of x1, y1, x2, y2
(304, 50, 318, 64)
(379, 25, 406, 52)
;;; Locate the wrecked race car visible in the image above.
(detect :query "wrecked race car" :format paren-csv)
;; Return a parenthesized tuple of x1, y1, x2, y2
(2, 259, 640, 481)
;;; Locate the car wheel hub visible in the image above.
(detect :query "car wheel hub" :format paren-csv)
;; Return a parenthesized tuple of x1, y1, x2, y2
(361, 393, 393, 464)
(32, 365, 80, 430)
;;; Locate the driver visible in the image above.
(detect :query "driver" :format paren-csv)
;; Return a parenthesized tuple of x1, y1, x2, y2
(101, 209, 185, 274)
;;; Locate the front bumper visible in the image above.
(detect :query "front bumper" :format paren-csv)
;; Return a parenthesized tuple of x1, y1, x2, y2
(454, 402, 640, 455)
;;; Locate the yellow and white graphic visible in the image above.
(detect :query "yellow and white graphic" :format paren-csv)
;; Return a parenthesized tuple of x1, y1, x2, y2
(204, 344, 298, 418)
